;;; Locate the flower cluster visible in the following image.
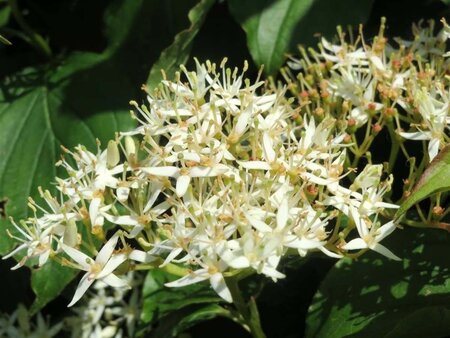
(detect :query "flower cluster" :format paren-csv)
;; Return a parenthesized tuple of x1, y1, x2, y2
(284, 18, 450, 162)
(2, 55, 404, 306)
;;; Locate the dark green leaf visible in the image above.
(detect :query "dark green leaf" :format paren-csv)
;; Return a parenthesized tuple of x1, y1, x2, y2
(0, 33, 11, 45)
(141, 269, 238, 337)
(30, 260, 75, 314)
(228, 0, 314, 76)
(228, 0, 374, 76)
(0, 5, 11, 28)
(141, 269, 222, 324)
(396, 145, 450, 219)
(146, 0, 215, 90)
(148, 303, 234, 338)
(288, 0, 374, 49)
(306, 227, 450, 338)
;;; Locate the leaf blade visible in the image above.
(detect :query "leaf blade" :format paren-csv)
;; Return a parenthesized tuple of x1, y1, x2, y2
(396, 145, 450, 219)
(229, 0, 374, 76)
(305, 228, 450, 338)
(146, 0, 215, 90)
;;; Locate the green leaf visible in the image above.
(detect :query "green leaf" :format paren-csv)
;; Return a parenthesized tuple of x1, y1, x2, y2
(140, 269, 240, 337)
(306, 227, 450, 338)
(228, 0, 374, 76)
(288, 0, 374, 49)
(30, 260, 76, 314)
(0, 5, 11, 28)
(228, 0, 314, 76)
(396, 145, 450, 219)
(146, 0, 215, 90)
(0, 33, 11, 45)
(141, 269, 223, 324)
(148, 303, 234, 338)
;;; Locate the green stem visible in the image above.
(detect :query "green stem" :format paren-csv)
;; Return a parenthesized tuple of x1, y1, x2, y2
(387, 122, 400, 173)
(226, 277, 266, 338)
(8, 0, 52, 58)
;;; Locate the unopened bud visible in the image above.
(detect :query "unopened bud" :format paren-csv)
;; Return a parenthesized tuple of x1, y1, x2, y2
(63, 219, 79, 247)
(383, 107, 396, 117)
(314, 107, 325, 119)
(346, 118, 357, 134)
(305, 184, 319, 200)
(372, 123, 382, 133)
(343, 134, 352, 144)
(432, 206, 444, 217)
(125, 136, 136, 156)
(107, 140, 120, 168)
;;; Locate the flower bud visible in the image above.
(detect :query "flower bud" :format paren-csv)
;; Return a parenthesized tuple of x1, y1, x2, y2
(107, 140, 120, 168)
(63, 219, 79, 248)
(125, 136, 136, 157)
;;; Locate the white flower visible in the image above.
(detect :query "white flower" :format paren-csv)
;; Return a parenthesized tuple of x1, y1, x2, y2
(399, 88, 450, 160)
(320, 37, 369, 68)
(141, 164, 229, 197)
(61, 232, 129, 307)
(3, 217, 54, 270)
(165, 259, 232, 303)
(342, 207, 400, 261)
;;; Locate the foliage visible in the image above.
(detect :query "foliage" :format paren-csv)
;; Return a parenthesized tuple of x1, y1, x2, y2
(306, 228, 450, 338)
(0, 0, 449, 337)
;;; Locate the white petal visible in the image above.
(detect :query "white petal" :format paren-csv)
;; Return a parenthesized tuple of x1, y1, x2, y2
(151, 201, 171, 216)
(97, 253, 128, 278)
(116, 187, 130, 202)
(38, 250, 51, 267)
(286, 238, 324, 250)
(319, 246, 343, 258)
(237, 161, 271, 170)
(210, 273, 232, 303)
(89, 197, 102, 228)
(370, 243, 401, 261)
(349, 207, 369, 238)
(189, 165, 229, 177)
(276, 198, 289, 230)
(228, 256, 250, 269)
(159, 248, 183, 267)
(234, 109, 251, 136)
(399, 131, 432, 141)
(165, 270, 209, 287)
(342, 238, 368, 251)
(428, 138, 440, 161)
(245, 214, 272, 232)
(128, 225, 144, 238)
(263, 132, 276, 163)
(261, 266, 285, 279)
(3, 243, 27, 260)
(102, 273, 130, 288)
(67, 273, 94, 307)
(105, 214, 139, 226)
(141, 166, 179, 177)
(301, 172, 336, 186)
(96, 232, 120, 266)
(61, 243, 92, 270)
(176, 175, 191, 197)
(128, 249, 156, 263)
(143, 184, 162, 213)
(375, 201, 399, 209)
(375, 221, 397, 242)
